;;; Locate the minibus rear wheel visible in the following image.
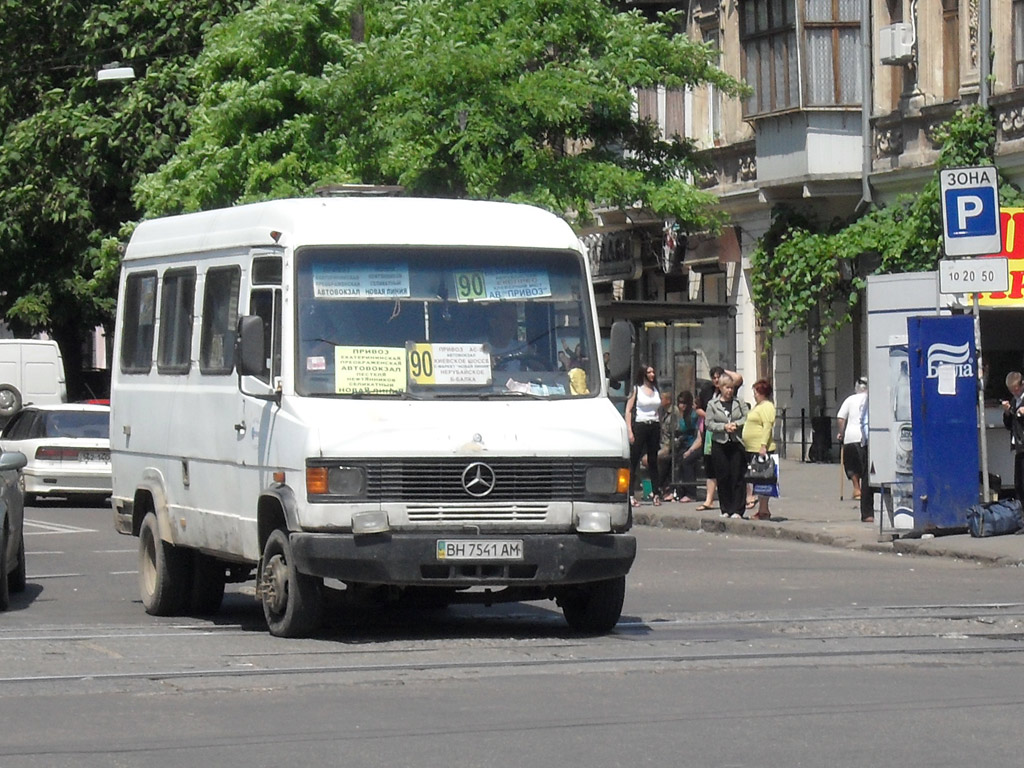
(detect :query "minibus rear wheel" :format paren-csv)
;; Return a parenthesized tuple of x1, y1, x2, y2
(138, 512, 189, 615)
(558, 575, 626, 634)
(260, 528, 323, 638)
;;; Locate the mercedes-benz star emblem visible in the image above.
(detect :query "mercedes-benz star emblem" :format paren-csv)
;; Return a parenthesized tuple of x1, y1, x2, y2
(461, 462, 497, 497)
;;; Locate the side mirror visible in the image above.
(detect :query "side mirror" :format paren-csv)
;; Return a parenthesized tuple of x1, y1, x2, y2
(607, 320, 633, 383)
(0, 451, 28, 472)
(236, 315, 266, 378)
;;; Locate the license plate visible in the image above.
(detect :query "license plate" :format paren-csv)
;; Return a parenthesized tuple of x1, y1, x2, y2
(436, 539, 523, 561)
(79, 451, 109, 463)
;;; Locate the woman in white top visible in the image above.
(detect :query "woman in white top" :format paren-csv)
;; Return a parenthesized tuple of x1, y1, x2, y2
(625, 364, 663, 507)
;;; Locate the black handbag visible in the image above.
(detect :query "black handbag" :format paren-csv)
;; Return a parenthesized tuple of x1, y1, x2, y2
(745, 454, 776, 484)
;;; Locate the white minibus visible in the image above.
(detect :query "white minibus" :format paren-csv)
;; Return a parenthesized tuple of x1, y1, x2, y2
(111, 197, 635, 637)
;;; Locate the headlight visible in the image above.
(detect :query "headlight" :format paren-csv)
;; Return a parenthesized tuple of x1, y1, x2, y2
(585, 466, 629, 495)
(306, 465, 366, 497)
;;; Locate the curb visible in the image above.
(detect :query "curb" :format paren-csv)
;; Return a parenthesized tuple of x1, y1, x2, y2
(636, 511, 1023, 567)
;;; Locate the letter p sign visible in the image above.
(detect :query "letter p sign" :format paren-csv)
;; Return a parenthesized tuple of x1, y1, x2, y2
(953, 194, 985, 234)
(939, 166, 1002, 257)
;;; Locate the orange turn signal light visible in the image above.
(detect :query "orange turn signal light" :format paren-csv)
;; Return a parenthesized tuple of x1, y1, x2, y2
(616, 468, 630, 495)
(306, 467, 329, 495)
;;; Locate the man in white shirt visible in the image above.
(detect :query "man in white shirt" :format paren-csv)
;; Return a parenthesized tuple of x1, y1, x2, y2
(836, 378, 868, 500)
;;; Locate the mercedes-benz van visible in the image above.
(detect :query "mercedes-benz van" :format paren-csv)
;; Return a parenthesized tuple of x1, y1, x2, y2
(110, 197, 635, 637)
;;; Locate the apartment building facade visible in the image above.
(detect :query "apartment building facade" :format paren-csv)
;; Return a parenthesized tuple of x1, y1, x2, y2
(592, 0, 1024, 452)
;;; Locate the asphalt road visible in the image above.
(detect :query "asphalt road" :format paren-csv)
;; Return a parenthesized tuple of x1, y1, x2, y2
(3, 502, 1024, 767)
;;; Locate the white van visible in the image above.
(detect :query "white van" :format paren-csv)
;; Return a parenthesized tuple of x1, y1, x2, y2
(110, 197, 636, 637)
(0, 339, 68, 421)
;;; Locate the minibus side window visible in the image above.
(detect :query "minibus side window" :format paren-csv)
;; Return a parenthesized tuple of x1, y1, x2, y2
(120, 271, 157, 374)
(200, 266, 241, 375)
(249, 288, 281, 384)
(157, 268, 197, 375)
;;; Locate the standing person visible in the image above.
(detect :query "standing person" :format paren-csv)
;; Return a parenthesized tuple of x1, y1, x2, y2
(742, 379, 777, 520)
(836, 378, 868, 500)
(674, 391, 701, 503)
(705, 374, 749, 518)
(625, 364, 663, 507)
(694, 366, 743, 511)
(1002, 371, 1024, 501)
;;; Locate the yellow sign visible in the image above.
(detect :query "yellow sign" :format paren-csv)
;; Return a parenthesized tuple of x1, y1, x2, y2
(334, 346, 406, 394)
(977, 208, 1024, 306)
(407, 343, 492, 386)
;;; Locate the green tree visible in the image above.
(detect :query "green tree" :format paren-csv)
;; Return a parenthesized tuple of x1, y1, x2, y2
(751, 105, 1024, 345)
(137, 0, 747, 232)
(0, 0, 251, 395)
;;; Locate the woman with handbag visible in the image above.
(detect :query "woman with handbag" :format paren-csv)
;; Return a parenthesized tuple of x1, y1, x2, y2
(705, 374, 749, 518)
(742, 379, 777, 520)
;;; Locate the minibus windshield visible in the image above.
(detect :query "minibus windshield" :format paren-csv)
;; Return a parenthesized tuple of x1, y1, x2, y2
(294, 247, 600, 399)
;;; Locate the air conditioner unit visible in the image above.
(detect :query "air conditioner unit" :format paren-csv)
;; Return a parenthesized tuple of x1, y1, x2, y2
(879, 23, 915, 65)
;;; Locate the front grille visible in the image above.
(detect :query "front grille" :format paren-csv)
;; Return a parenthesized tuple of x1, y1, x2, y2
(363, 458, 584, 503)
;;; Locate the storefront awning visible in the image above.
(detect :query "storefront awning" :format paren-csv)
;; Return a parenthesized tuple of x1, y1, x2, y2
(594, 299, 733, 323)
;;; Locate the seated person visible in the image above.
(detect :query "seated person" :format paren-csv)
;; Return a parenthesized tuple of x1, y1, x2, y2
(485, 303, 534, 371)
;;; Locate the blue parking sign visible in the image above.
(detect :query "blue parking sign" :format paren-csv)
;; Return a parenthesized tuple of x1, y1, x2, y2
(939, 166, 1002, 257)
(943, 187, 997, 237)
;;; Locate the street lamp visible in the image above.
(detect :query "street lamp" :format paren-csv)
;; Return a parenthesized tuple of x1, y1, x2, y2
(96, 62, 135, 82)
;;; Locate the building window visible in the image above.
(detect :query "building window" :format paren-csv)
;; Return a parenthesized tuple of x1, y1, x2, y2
(741, 0, 799, 115)
(635, 87, 685, 140)
(804, 0, 862, 106)
(1016, 0, 1024, 87)
(741, 0, 861, 116)
(943, 0, 960, 100)
(157, 268, 196, 375)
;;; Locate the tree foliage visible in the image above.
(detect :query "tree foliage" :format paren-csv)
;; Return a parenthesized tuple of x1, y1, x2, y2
(0, 0, 251, 388)
(751, 105, 1024, 344)
(137, 0, 747, 230)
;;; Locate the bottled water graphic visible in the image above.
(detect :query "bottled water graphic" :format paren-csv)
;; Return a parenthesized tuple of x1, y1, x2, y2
(894, 360, 911, 421)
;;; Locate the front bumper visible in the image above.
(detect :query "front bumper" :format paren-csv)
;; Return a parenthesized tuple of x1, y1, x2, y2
(289, 531, 636, 587)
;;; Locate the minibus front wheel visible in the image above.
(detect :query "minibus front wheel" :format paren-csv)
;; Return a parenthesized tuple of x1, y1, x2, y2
(557, 575, 626, 634)
(260, 528, 323, 638)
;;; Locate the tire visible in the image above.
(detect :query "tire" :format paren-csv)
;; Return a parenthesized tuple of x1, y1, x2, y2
(0, 384, 21, 419)
(9, 532, 26, 593)
(0, 526, 9, 612)
(138, 512, 189, 616)
(260, 529, 323, 638)
(559, 576, 626, 634)
(190, 553, 226, 615)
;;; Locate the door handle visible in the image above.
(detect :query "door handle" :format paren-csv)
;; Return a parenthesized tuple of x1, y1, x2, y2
(234, 421, 246, 434)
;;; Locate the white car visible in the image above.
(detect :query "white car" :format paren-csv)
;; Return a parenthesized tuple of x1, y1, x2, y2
(0, 404, 111, 504)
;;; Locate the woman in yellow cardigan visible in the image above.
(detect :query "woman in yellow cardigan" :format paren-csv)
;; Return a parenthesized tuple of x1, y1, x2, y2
(742, 379, 777, 520)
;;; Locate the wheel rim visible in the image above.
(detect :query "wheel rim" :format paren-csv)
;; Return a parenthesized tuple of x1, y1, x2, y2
(263, 553, 289, 615)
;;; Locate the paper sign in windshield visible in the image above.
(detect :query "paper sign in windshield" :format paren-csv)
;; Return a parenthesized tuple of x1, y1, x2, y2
(454, 270, 551, 301)
(334, 346, 407, 394)
(407, 343, 492, 386)
(314, 264, 410, 299)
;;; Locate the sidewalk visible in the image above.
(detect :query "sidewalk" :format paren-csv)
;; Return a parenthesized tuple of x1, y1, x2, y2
(635, 457, 1024, 567)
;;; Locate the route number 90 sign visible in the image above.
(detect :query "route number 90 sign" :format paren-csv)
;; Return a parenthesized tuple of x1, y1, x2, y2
(938, 258, 1009, 295)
